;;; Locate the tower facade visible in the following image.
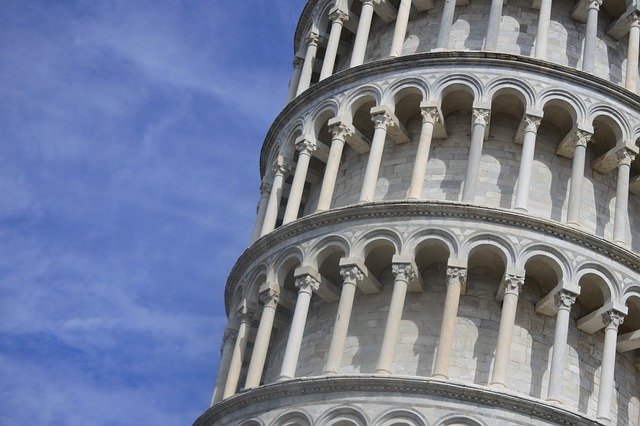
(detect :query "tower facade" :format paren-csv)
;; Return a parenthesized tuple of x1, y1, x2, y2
(197, 1, 640, 425)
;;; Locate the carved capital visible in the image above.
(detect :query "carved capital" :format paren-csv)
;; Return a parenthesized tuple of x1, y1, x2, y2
(340, 266, 364, 284)
(555, 290, 577, 311)
(236, 304, 257, 323)
(472, 108, 490, 126)
(272, 157, 291, 177)
(260, 181, 272, 195)
(329, 8, 349, 24)
(371, 111, 395, 130)
(629, 12, 640, 29)
(501, 274, 524, 296)
(295, 274, 320, 293)
(574, 130, 592, 148)
(616, 148, 636, 167)
(259, 288, 279, 308)
(420, 107, 440, 125)
(446, 267, 467, 287)
(292, 56, 304, 69)
(306, 31, 320, 47)
(392, 263, 416, 283)
(328, 121, 354, 141)
(524, 115, 542, 133)
(588, 0, 603, 10)
(602, 310, 625, 331)
(295, 138, 318, 155)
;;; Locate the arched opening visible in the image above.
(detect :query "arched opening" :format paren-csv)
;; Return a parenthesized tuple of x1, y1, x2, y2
(350, 95, 377, 141)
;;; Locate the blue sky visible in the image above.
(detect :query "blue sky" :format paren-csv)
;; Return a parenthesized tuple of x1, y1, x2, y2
(0, 1, 306, 424)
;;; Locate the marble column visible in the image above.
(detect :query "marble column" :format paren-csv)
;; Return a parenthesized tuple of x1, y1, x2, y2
(484, 0, 504, 51)
(626, 14, 640, 93)
(432, 266, 467, 379)
(222, 305, 255, 398)
(350, 0, 375, 67)
(296, 31, 320, 96)
(244, 288, 279, 389)
(320, 9, 349, 81)
(547, 290, 577, 403)
(407, 107, 440, 200)
(490, 274, 525, 388)
(390, 0, 412, 57)
(436, 0, 457, 50)
(566, 131, 592, 227)
(375, 263, 415, 375)
(323, 265, 364, 374)
(250, 182, 272, 243)
(360, 110, 394, 203)
(613, 149, 635, 246)
(316, 121, 353, 212)
(210, 327, 238, 405)
(462, 108, 490, 203)
(286, 57, 304, 102)
(582, 0, 603, 73)
(260, 158, 290, 237)
(514, 116, 542, 212)
(596, 310, 625, 421)
(534, 0, 553, 60)
(278, 275, 320, 381)
(282, 139, 317, 225)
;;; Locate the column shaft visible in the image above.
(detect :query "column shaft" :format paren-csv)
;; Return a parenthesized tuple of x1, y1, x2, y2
(360, 112, 393, 203)
(375, 264, 414, 375)
(210, 328, 237, 405)
(485, 0, 504, 51)
(250, 182, 272, 243)
(514, 116, 541, 212)
(350, 0, 375, 67)
(582, 1, 602, 73)
(286, 58, 304, 102)
(244, 290, 279, 389)
(613, 150, 634, 246)
(316, 123, 351, 212)
(407, 108, 438, 200)
(278, 276, 319, 381)
(222, 309, 253, 398)
(462, 109, 490, 203)
(296, 32, 320, 96)
(596, 311, 624, 421)
(323, 266, 363, 374)
(436, 0, 457, 49)
(547, 291, 577, 403)
(390, 0, 412, 57)
(432, 267, 467, 379)
(282, 141, 316, 225)
(534, 0, 553, 60)
(260, 160, 289, 237)
(566, 133, 590, 227)
(626, 16, 640, 92)
(320, 10, 348, 81)
(490, 275, 524, 388)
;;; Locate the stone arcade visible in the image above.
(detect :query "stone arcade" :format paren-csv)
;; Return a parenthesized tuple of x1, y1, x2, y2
(197, 1, 640, 424)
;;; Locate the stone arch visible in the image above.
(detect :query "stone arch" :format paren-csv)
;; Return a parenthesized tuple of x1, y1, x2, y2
(432, 74, 483, 102)
(308, 234, 352, 267)
(271, 410, 313, 426)
(374, 408, 428, 426)
(313, 0, 337, 36)
(317, 405, 369, 426)
(621, 292, 640, 336)
(229, 282, 245, 315)
(280, 119, 306, 160)
(459, 234, 516, 269)
(404, 228, 459, 258)
(306, 99, 340, 139)
(435, 414, 486, 426)
(623, 285, 640, 305)
(339, 85, 383, 120)
(517, 243, 571, 284)
(574, 263, 619, 316)
(382, 78, 429, 107)
(587, 105, 631, 141)
(353, 228, 402, 260)
(240, 420, 264, 426)
(244, 264, 269, 305)
(538, 89, 586, 124)
(273, 246, 304, 291)
(485, 77, 536, 110)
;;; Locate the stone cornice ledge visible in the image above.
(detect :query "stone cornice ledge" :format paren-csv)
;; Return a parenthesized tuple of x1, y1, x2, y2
(194, 375, 601, 425)
(260, 51, 640, 176)
(224, 201, 640, 312)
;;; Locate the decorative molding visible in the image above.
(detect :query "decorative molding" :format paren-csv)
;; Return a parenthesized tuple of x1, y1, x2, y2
(555, 290, 577, 311)
(340, 265, 364, 284)
(446, 267, 467, 287)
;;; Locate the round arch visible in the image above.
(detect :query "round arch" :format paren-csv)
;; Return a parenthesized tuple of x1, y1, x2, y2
(317, 405, 369, 426)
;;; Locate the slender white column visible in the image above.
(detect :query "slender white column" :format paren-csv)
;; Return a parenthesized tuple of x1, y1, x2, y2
(596, 310, 625, 422)
(432, 267, 467, 379)
(462, 108, 490, 203)
(582, 0, 603, 73)
(278, 275, 320, 381)
(436, 0, 457, 50)
(390, 0, 412, 57)
(547, 290, 577, 403)
(490, 274, 525, 388)
(222, 305, 255, 398)
(282, 140, 317, 225)
(286, 57, 304, 102)
(514, 116, 542, 212)
(296, 31, 320, 96)
(566, 131, 592, 227)
(323, 265, 364, 374)
(260, 158, 290, 237)
(375, 263, 415, 375)
(613, 149, 635, 246)
(320, 9, 349, 81)
(359, 110, 394, 203)
(407, 107, 439, 200)
(350, 0, 375, 67)
(244, 289, 279, 389)
(316, 122, 353, 212)
(484, 0, 505, 51)
(534, 0, 553, 60)
(210, 327, 237, 405)
(250, 182, 272, 243)
(626, 14, 640, 93)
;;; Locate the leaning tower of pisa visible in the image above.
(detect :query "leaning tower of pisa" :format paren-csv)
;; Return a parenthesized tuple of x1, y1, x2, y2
(197, 1, 640, 424)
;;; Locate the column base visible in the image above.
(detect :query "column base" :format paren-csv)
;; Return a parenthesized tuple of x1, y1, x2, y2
(513, 206, 528, 214)
(375, 368, 392, 375)
(431, 373, 448, 380)
(276, 375, 293, 382)
(565, 220, 581, 229)
(489, 381, 506, 389)
(545, 397, 563, 405)
(614, 239, 628, 248)
(596, 416, 611, 424)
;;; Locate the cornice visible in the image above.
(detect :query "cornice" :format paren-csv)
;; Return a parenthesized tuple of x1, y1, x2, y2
(223, 201, 640, 314)
(194, 375, 600, 425)
(260, 51, 640, 177)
